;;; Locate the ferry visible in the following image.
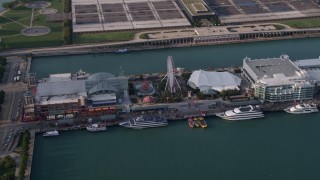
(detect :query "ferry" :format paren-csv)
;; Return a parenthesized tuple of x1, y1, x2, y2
(188, 117, 194, 128)
(43, 130, 59, 137)
(216, 105, 264, 120)
(199, 117, 207, 128)
(86, 123, 107, 132)
(115, 48, 128, 54)
(284, 103, 318, 114)
(193, 117, 200, 127)
(119, 115, 168, 129)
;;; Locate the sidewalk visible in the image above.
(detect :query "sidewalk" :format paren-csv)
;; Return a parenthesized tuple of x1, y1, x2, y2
(24, 130, 35, 180)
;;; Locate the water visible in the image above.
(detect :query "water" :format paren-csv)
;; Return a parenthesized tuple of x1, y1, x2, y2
(31, 113, 320, 180)
(31, 37, 320, 78)
(30, 38, 320, 179)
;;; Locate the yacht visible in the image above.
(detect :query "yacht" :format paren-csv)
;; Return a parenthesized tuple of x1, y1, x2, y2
(119, 115, 168, 129)
(43, 130, 59, 137)
(87, 123, 107, 132)
(216, 105, 264, 120)
(284, 103, 318, 114)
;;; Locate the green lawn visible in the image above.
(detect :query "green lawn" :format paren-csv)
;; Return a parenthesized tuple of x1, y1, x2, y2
(74, 32, 135, 44)
(277, 18, 320, 29)
(0, 0, 64, 50)
(0, 29, 21, 37)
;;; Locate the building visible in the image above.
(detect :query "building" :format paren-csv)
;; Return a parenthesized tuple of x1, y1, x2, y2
(23, 71, 129, 121)
(187, 70, 241, 94)
(242, 55, 315, 102)
(72, 0, 191, 33)
(178, 0, 215, 21)
(294, 57, 320, 85)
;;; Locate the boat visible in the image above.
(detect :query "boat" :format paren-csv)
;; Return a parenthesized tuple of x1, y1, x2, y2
(216, 105, 264, 120)
(200, 111, 206, 117)
(86, 123, 107, 132)
(284, 103, 318, 114)
(115, 48, 128, 54)
(193, 117, 200, 127)
(119, 115, 168, 129)
(199, 117, 207, 128)
(43, 130, 59, 137)
(188, 117, 194, 128)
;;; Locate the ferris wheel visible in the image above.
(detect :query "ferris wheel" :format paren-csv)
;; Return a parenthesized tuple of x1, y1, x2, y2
(161, 56, 181, 93)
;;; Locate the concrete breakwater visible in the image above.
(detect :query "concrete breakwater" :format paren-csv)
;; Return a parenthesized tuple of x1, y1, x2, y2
(26, 33, 320, 57)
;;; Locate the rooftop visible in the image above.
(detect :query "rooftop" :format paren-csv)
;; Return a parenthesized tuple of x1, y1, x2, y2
(37, 80, 87, 97)
(72, 0, 191, 33)
(180, 0, 214, 16)
(294, 58, 320, 69)
(244, 55, 301, 79)
(188, 70, 241, 92)
(208, 0, 320, 24)
(48, 73, 71, 82)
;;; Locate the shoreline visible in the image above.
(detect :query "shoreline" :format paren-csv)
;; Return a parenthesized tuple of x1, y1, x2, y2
(1, 28, 320, 58)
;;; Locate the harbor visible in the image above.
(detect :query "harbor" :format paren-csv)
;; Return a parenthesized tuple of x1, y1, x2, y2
(1, 37, 320, 180)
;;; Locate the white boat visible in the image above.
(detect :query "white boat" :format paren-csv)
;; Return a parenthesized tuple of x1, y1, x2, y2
(119, 115, 168, 129)
(216, 105, 264, 120)
(115, 48, 128, 54)
(43, 130, 59, 137)
(86, 123, 107, 132)
(284, 103, 318, 114)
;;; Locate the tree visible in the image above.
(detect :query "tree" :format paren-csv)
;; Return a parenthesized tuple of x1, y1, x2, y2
(0, 56, 6, 66)
(0, 90, 5, 104)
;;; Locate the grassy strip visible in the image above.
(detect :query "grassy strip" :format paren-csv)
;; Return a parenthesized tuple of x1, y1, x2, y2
(139, 33, 149, 39)
(272, 24, 286, 30)
(74, 32, 135, 44)
(18, 130, 30, 180)
(277, 18, 320, 29)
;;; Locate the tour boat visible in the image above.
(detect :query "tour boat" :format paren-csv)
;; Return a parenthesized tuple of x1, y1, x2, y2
(216, 105, 264, 120)
(119, 115, 168, 129)
(43, 130, 59, 137)
(284, 103, 318, 114)
(86, 123, 107, 132)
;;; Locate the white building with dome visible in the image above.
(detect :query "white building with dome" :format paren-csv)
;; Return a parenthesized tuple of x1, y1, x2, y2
(187, 70, 241, 94)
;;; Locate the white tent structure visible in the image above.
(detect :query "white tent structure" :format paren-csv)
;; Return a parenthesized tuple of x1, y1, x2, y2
(188, 70, 241, 94)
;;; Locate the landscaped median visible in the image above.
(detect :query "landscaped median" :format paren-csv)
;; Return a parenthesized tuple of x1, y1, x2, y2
(73, 31, 135, 44)
(17, 130, 30, 180)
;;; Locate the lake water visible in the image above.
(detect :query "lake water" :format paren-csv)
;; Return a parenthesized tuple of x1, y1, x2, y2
(30, 37, 320, 180)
